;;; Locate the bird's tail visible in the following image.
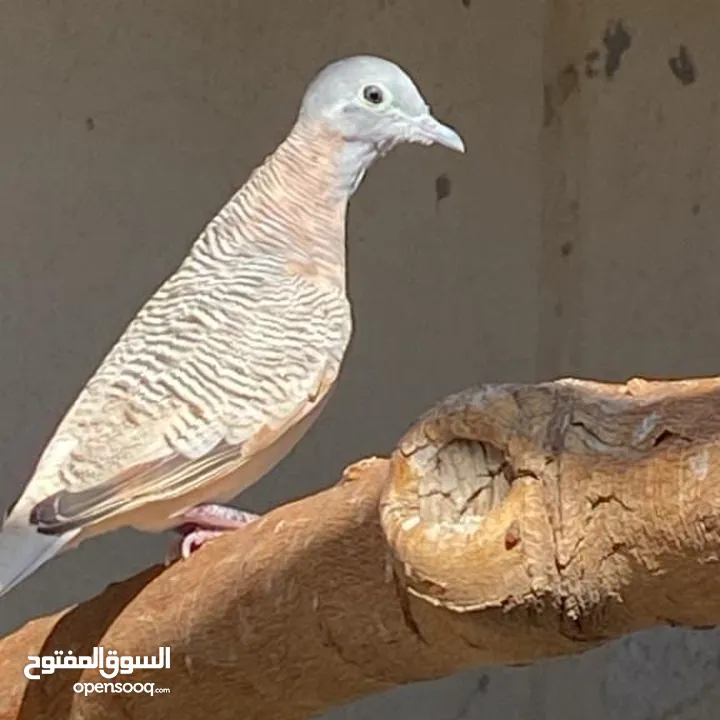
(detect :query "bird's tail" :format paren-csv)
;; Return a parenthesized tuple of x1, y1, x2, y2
(0, 518, 79, 598)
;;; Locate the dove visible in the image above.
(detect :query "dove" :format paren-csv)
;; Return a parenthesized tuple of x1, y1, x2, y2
(0, 55, 464, 597)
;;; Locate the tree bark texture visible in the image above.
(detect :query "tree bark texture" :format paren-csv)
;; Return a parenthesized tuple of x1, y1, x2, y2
(1, 377, 720, 720)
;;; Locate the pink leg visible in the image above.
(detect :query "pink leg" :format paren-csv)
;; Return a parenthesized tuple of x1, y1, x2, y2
(165, 503, 259, 562)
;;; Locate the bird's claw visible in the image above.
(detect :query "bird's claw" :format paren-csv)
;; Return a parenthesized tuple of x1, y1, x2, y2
(164, 503, 259, 565)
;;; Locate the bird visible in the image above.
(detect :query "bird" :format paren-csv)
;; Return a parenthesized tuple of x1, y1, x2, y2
(0, 55, 464, 598)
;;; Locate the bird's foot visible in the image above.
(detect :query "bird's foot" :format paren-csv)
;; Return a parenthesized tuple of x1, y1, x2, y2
(165, 503, 259, 564)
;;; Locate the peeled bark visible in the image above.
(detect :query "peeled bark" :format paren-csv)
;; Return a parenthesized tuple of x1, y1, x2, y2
(2, 377, 720, 720)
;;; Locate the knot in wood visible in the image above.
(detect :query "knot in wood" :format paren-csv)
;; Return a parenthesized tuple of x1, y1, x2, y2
(415, 439, 511, 526)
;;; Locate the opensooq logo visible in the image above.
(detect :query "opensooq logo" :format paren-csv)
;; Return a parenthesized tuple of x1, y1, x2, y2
(24, 646, 170, 680)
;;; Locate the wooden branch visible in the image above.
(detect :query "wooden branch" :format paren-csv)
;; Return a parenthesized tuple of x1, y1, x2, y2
(2, 377, 720, 719)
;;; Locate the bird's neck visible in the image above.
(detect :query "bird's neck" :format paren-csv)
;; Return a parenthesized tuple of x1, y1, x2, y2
(247, 118, 378, 292)
(286, 116, 381, 196)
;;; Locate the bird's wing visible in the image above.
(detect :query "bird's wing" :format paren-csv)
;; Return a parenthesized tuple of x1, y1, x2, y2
(20, 261, 348, 535)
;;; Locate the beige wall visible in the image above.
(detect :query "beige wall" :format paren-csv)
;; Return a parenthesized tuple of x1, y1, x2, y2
(0, 0, 719, 717)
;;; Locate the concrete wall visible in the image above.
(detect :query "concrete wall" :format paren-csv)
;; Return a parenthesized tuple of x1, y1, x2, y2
(0, 0, 718, 717)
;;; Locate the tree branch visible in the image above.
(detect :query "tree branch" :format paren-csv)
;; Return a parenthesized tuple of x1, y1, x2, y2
(2, 377, 720, 719)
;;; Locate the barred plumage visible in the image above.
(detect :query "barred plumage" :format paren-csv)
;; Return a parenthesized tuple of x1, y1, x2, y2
(27, 119, 353, 513)
(0, 54, 464, 597)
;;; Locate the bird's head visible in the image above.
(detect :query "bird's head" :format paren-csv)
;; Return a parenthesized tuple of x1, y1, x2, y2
(298, 55, 464, 181)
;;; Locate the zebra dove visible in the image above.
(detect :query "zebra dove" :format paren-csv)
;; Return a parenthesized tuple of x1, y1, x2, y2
(0, 55, 464, 597)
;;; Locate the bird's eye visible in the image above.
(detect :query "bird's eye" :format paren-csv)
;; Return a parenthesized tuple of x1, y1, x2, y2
(362, 85, 384, 105)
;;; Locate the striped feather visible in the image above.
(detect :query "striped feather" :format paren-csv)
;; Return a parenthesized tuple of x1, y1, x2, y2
(9, 118, 356, 534)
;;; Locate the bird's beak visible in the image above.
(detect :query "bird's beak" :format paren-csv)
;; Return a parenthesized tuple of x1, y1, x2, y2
(413, 113, 465, 153)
